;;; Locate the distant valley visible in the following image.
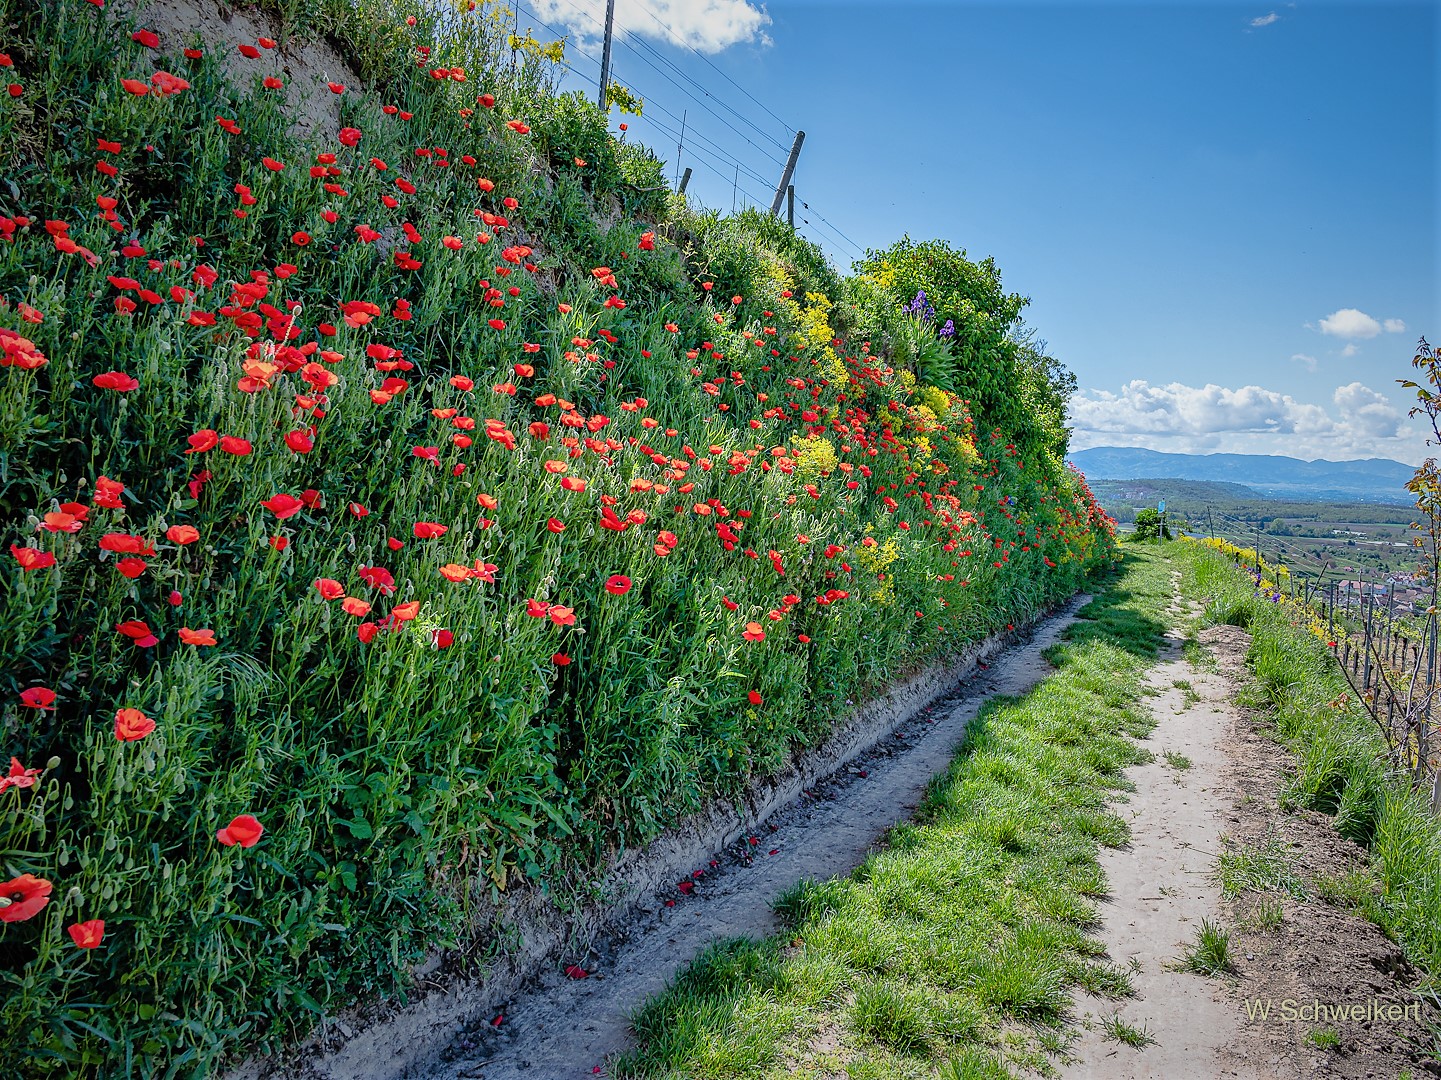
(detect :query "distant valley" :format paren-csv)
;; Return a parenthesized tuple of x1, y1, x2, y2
(1068, 446, 1416, 504)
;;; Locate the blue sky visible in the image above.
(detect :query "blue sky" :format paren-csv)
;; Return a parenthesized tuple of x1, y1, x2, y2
(521, 0, 1438, 463)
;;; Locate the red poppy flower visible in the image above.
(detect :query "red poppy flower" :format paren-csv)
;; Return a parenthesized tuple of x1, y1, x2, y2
(432, 629, 454, 648)
(314, 578, 345, 600)
(358, 566, 396, 593)
(0, 874, 52, 922)
(548, 605, 576, 627)
(748, 690, 763, 705)
(166, 524, 200, 545)
(209, 434, 247, 456)
(438, 564, 471, 582)
(178, 627, 217, 646)
(552, 653, 571, 666)
(413, 522, 448, 539)
(114, 708, 156, 742)
(742, 622, 766, 642)
(216, 814, 264, 848)
(67, 919, 105, 948)
(0, 757, 41, 791)
(93, 476, 125, 509)
(328, 81, 345, 93)
(93, 371, 139, 391)
(10, 545, 55, 571)
(546, 517, 565, 534)
(262, 494, 304, 519)
(98, 533, 154, 556)
(269, 536, 289, 551)
(186, 429, 219, 453)
(115, 620, 158, 647)
(40, 511, 81, 534)
(342, 597, 371, 617)
(390, 600, 421, 622)
(115, 557, 148, 579)
(605, 575, 632, 595)
(121, 78, 149, 96)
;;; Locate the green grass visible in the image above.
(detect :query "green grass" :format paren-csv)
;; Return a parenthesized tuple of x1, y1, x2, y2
(609, 550, 1173, 1077)
(1241, 895, 1286, 932)
(1162, 750, 1192, 771)
(1098, 1012, 1156, 1049)
(1180, 919, 1233, 977)
(1217, 834, 1310, 900)
(1305, 1026, 1341, 1050)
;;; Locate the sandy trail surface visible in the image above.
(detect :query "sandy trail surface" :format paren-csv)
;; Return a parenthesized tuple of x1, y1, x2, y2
(1059, 574, 1259, 1079)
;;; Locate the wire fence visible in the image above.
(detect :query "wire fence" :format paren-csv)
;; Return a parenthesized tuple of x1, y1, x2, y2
(1210, 538, 1441, 813)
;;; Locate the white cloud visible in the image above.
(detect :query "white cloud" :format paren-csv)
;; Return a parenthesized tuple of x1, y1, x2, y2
(1250, 11, 1280, 27)
(1384, 318, 1408, 334)
(528, 0, 771, 56)
(1334, 381, 1404, 439)
(1341, 343, 1360, 358)
(1069, 379, 1425, 461)
(1290, 353, 1317, 372)
(1319, 308, 1383, 339)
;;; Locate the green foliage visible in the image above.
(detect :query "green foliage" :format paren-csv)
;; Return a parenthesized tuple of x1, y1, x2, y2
(1130, 508, 1170, 542)
(1180, 919, 1233, 975)
(852, 236, 1074, 460)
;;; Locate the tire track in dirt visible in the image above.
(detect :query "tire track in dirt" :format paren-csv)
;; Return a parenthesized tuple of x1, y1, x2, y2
(422, 598, 1092, 1079)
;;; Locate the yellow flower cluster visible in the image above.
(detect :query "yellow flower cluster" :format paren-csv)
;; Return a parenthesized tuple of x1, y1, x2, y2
(854, 529, 901, 606)
(790, 434, 839, 481)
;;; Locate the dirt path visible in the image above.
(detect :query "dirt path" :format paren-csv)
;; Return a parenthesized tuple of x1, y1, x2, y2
(1061, 568, 1439, 1080)
(1060, 572, 1256, 1079)
(419, 600, 1091, 1079)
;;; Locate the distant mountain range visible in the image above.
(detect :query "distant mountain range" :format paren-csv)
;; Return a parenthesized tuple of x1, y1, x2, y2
(1068, 447, 1417, 504)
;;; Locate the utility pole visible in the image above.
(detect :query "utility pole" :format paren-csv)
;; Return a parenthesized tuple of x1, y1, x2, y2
(732, 164, 738, 213)
(596, 0, 617, 110)
(1207, 506, 1215, 541)
(674, 109, 686, 192)
(677, 167, 692, 195)
(769, 130, 805, 217)
(786, 184, 795, 228)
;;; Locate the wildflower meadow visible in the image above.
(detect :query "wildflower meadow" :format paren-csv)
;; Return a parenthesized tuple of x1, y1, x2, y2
(0, 0, 1114, 1072)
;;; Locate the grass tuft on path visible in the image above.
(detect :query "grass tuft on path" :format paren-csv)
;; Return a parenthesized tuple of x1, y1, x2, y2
(610, 551, 1173, 1078)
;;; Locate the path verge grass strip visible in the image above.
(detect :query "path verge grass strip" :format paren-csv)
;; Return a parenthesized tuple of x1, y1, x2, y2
(610, 550, 1172, 1079)
(1178, 540, 1441, 982)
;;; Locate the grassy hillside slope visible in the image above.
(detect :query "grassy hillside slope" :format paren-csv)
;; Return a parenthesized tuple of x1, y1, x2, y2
(0, 0, 1113, 1073)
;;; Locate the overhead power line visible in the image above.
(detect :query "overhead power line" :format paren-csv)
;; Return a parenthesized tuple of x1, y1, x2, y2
(625, 0, 798, 141)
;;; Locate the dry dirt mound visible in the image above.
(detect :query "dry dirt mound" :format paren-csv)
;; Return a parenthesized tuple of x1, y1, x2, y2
(120, 0, 358, 136)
